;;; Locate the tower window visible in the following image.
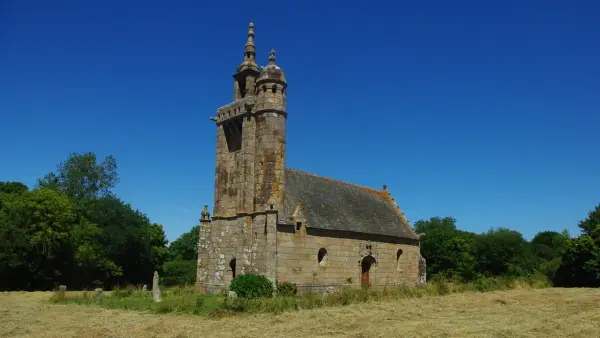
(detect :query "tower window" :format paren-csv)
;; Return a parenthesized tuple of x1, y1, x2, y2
(223, 117, 243, 152)
(296, 222, 302, 231)
(271, 85, 277, 93)
(237, 79, 247, 99)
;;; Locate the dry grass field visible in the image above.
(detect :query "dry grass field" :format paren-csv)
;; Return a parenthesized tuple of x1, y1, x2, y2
(1, 288, 599, 338)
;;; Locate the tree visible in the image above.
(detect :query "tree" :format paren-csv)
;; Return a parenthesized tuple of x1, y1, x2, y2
(531, 231, 569, 261)
(578, 204, 600, 239)
(554, 235, 600, 287)
(37, 152, 119, 200)
(0, 182, 28, 195)
(168, 225, 200, 261)
(77, 196, 165, 286)
(414, 217, 477, 280)
(161, 225, 200, 287)
(146, 223, 169, 272)
(68, 218, 122, 288)
(0, 188, 77, 290)
(162, 260, 197, 286)
(553, 203, 600, 287)
(474, 228, 531, 276)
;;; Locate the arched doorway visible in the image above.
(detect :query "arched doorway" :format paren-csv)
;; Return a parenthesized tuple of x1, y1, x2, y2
(361, 255, 376, 288)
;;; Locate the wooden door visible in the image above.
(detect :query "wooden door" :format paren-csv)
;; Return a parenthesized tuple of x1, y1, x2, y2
(361, 270, 369, 288)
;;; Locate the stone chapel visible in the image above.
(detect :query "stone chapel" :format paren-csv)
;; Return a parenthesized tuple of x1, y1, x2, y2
(196, 23, 426, 294)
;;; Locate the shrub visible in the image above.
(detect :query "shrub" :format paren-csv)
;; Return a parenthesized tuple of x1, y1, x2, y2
(229, 274, 273, 299)
(112, 286, 134, 298)
(276, 281, 297, 297)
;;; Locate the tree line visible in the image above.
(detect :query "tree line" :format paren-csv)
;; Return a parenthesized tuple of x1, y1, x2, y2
(0, 152, 599, 290)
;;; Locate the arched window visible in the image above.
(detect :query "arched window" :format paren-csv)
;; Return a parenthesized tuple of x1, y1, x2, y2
(396, 249, 403, 271)
(317, 248, 327, 264)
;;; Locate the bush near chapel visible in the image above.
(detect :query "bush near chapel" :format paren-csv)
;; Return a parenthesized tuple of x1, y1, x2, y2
(276, 280, 297, 296)
(229, 274, 274, 299)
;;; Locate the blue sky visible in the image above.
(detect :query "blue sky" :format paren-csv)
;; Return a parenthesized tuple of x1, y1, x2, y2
(1, 1, 599, 242)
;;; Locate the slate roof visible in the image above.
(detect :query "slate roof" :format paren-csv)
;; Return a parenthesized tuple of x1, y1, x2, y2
(282, 168, 419, 240)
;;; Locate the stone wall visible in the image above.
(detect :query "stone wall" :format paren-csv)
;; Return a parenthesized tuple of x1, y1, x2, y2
(196, 212, 278, 294)
(275, 229, 421, 293)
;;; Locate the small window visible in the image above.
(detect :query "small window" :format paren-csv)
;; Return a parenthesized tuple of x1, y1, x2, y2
(296, 222, 302, 231)
(318, 248, 327, 264)
(230, 258, 237, 279)
(396, 249, 403, 261)
(272, 85, 277, 93)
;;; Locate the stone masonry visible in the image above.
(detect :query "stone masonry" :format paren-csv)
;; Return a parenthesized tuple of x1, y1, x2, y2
(196, 23, 425, 294)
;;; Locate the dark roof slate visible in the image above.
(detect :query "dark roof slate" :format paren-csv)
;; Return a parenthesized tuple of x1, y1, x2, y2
(283, 168, 419, 240)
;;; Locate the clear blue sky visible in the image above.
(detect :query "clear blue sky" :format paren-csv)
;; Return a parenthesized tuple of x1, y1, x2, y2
(1, 1, 599, 242)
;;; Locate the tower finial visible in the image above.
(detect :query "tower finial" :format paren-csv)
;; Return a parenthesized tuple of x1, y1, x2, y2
(269, 49, 276, 65)
(246, 22, 255, 47)
(239, 22, 258, 71)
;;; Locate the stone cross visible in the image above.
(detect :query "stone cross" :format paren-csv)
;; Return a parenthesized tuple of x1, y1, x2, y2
(152, 271, 162, 302)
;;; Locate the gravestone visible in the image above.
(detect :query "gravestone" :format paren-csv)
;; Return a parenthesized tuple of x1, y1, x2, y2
(94, 288, 103, 299)
(152, 271, 162, 302)
(418, 255, 427, 285)
(59, 285, 67, 292)
(142, 284, 148, 294)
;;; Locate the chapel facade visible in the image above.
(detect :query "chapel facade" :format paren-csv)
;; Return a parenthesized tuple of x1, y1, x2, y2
(196, 23, 426, 294)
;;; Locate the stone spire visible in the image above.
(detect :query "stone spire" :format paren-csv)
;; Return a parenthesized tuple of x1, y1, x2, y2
(269, 49, 276, 65)
(239, 22, 258, 72)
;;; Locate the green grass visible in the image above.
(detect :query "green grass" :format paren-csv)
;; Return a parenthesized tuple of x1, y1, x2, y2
(50, 285, 225, 315)
(50, 275, 551, 317)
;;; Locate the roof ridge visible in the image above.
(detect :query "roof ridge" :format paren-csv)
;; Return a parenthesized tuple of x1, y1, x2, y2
(383, 187, 419, 237)
(286, 168, 386, 196)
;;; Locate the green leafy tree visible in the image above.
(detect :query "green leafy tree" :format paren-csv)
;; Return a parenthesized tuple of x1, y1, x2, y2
(78, 196, 161, 286)
(554, 235, 600, 287)
(474, 228, 532, 276)
(531, 231, 569, 259)
(578, 204, 600, 239)
(168, 225, 199, 261)
(68, 218, 122, 287)
(554, 203, 600, 287)
(0, 188, 76, 290)
(146, 223, 169, 271)
(37, 152, 118, 200)
(162, 260, 197, 286)
(0, 182, 28, 195)
(414, 217, 477, 280)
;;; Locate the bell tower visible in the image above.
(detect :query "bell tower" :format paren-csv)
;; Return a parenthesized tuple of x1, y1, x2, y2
(211, 23, 287, 218)
(198, 22, 288, 292)
(196, 23, 287, 292)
